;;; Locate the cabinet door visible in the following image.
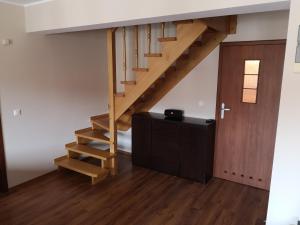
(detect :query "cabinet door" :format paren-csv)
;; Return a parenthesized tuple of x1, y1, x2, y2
(179, 125, 208, 182)
(132, 115, 152, 168)
(151, 119, 180, 176)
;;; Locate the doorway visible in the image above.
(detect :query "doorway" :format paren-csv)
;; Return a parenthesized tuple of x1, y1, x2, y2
(214, 40, 286, 190)
(0, 112, 8, 192)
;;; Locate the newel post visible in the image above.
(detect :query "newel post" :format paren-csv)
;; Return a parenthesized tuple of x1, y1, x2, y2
(107, 28, 118, 175)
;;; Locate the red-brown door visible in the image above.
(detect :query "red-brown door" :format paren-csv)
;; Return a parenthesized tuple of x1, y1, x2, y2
(214, 40, 286, 190)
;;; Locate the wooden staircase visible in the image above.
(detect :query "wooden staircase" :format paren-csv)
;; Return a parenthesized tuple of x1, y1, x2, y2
(54, 16, 237, 184)
(55, 113, 117, 184)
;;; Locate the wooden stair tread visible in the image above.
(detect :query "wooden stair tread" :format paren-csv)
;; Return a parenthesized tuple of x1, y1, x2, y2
(178, 54, 189, 61)
(55, 156, 109, 178)
(66, 142, 115, 160)
(75, 127, 110, 144)
(173, 20, 194, 25)
(144, 53, 162, 57)
(91, 114, 109, 131)
(115, 92, 125, 97)
(158, 37, 177, 42)
(165, 66, 177, 74)
(132, 68, 149, 72)
(191, 41, 203, 47)
(120, 80, 136, 85)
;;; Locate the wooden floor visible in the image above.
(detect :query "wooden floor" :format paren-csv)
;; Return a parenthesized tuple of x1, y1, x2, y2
(0, 154, 269, 225)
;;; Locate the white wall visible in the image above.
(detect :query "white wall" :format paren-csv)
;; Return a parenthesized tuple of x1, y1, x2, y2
(24, 0, 289, 33)
(267, 0, 300, 224)
(0, 3, 108, 187)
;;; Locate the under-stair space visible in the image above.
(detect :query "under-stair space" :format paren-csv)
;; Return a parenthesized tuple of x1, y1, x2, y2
(54, 16, 237, 184)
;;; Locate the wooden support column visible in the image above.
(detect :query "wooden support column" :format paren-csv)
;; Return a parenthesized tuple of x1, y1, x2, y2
(107, 28, 118, 175)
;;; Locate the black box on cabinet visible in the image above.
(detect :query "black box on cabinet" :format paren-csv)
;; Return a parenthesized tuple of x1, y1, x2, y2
(164, 109, 183, 121)
(132, 112, 216, 184)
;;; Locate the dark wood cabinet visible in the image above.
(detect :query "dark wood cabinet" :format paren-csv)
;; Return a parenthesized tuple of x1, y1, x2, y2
(132, 112, 215, 183)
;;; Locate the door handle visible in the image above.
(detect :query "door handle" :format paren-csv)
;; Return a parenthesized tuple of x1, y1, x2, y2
(221, 102, 231, 119)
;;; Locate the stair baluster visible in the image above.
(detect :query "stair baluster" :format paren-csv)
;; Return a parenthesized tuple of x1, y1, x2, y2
(122, 27, 127, 81)
(134, 25, 139, 68)
(147, 24, 152, 55)
(161, 22, 165, 38)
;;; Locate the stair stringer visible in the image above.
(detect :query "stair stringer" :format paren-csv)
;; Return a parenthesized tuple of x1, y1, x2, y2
(115, 21, 208, 120)
(118, 32, 228, 128)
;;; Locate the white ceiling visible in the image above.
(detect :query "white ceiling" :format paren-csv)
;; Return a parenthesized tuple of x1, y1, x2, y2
(0, 0, 45, 6)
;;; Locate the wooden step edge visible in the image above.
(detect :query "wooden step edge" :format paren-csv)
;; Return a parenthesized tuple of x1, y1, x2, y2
(166, 66, 177, 73)
(120, 80, 136, 85)
(205, 28, 217, 34)
(132, 67, 149, 72)
(66, 142, 115, 160)
(54, 155, 108, 177)
(173, 20, 194, 25)
(75, 127, 94, 135)
(158, 37, 177, 42)
(54, 155, 67, 163)
(191, 41, 203, 47)
(91, 119, 109, 131)
(90, 113, 109, 121)
(144, 53, 162, 57)
(75, 127, 111, 144)
(115, 92, 125, 97)
(178, 54, 190, 61)
(54, 155, 109, 179)
(90, 114, 109, 131)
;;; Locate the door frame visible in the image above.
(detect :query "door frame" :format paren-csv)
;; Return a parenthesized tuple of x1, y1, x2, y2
(0, 112, 8, 193)
(214, 39, 286, 180)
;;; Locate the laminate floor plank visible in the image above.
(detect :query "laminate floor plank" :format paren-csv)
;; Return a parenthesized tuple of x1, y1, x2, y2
(0, 154, 269, 225)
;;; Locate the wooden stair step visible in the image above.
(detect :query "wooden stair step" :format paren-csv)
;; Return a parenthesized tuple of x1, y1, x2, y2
(54, 156, 109, 184)
(191, 41, 203, 47)
(166, 66, 177, 74)
(75, 127, 110, 144)
(144, 53, 162, 57)
(66, 142, 115, 160)
(205, 28, 217, 33)
(158, 37, 177, 42)
(120, 80, 136, 85)
(91, 114, 109, 131)
(132, 68, 149, 72)
(115, 92, 125, 97)
(173, 20, 194, 25)
(178, 54, 190, 61)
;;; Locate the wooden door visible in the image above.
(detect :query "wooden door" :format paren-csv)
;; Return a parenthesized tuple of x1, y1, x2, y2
(214, 40, 286, 190)
(0, 113, 8, 192)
